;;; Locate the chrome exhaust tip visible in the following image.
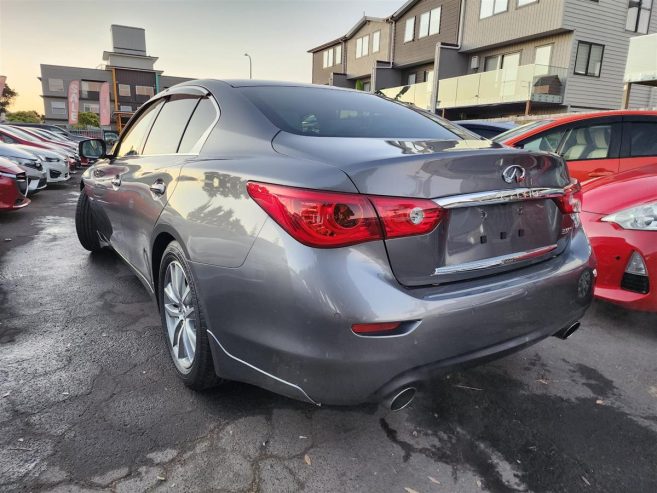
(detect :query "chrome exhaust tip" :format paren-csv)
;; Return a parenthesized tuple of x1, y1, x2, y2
(386, 387, 417, 411)
(554, 321, 581, 340)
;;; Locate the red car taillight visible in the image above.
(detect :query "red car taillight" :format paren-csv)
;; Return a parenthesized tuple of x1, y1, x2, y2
(553, 180, 582, 214)
(246, 182, 445, 248)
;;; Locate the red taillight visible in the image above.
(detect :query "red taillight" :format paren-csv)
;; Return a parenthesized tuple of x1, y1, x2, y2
(553, 180, 582, 214)
(246, 182, 383, 248)
(247, 182, 445, 248)
(368, 196, 444, 239)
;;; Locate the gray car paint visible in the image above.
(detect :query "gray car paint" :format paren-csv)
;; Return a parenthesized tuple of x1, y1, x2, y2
(80, 79, 595, 405)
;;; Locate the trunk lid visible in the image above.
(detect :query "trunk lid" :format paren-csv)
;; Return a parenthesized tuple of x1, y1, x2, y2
(273, 134, 572, 286)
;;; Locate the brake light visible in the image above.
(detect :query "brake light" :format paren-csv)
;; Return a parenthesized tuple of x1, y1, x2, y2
(247, 182, 445, 248)
(246, 182, 383, 248)
(553, 180, 582, 214)
(369, 196, 444, 239)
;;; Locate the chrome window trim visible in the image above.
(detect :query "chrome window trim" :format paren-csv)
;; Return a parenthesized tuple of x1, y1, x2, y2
(433, 187, 565, 209)
(432, 244, 559, 276)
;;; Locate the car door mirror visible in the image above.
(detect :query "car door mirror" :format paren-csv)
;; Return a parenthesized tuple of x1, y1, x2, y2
(79, 139, 107, 159)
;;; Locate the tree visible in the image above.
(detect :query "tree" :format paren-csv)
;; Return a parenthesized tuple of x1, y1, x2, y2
(75, 111, 100, 128)
(0, 84, 18, 114)
(355, 80, 365, 91)
(6, 110, 43, 123)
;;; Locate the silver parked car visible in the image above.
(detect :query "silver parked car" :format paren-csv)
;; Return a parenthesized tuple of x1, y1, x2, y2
(76, 80, 595, 409)
(0, 143, 47, 194)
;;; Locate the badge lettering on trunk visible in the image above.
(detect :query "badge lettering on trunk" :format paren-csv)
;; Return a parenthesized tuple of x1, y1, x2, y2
(502, 165, 526, 184)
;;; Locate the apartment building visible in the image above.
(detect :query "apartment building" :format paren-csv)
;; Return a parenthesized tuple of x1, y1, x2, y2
(39, 25, 191, 130)
(310, 0, 657, 118)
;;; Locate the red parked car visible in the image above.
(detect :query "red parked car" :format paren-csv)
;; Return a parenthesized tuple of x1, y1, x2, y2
(495, 110, 657, 183)
(581, 164, 657, 312)
(0, 156, 30, 211)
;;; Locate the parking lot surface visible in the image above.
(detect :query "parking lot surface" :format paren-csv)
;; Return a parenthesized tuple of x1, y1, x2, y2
(1, 177, 656, 493)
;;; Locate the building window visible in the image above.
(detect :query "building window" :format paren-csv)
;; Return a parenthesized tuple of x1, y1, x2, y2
(362, 34, 369, 56)
(574, 41, 604, 77)
(51, 101, 66, 116)
(408, 73, 417, 85)
(424, 69, 434, 85)
(356, 35, 370, 58)
(82, 102, 100, 113)
(81, 81, 102, 98)
(118, 84, 131, 97)
(327, 48, 334, 67)
(48, 79, 64, 92)
(362, 81, 371, 92)
(120, 105, 132, 112)
(356, 37, 363, 58)
(535, 44, 552, 67)
(404, 17, 415, 42)
(626, 0, 652, 34)
(418, 7, 441, 38)
(335, 44, 342, 64)
(323, 47, 336, 68)
(135, 85, 155, 97)
(372, 31, 380, 53)
(517, 0, 538, 6)
(480, 0, 509, 18)
(484, 55, 500, 71)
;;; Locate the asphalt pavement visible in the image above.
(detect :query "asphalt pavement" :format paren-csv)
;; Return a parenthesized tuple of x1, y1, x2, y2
(1, 176, 656, 493)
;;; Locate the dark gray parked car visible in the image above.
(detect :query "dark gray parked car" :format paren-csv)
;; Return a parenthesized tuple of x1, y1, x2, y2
(76, 80, 595, 409)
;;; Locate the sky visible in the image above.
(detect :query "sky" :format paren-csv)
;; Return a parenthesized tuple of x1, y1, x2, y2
(0, 0, 401, 112)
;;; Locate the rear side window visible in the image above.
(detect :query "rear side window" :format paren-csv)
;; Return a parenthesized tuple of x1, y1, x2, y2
(520, 129, 566, 153)
(560, 125, 612, 160)
(116, 100, 164, 157)
(629, 122, 657, 157)
(178, 97, 218, 153)
(142, 96, 200, 155)
(240, 86, 461, 140)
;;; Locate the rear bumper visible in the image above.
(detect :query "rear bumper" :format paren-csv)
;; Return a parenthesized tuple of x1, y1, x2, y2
(582, 212, 657, 312)
(192, 221, 595, 405)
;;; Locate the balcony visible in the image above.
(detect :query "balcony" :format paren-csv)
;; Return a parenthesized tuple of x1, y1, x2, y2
(625, 33, 657, 86)
(438, 64, 568, 110)
(379, 81, 433, 110)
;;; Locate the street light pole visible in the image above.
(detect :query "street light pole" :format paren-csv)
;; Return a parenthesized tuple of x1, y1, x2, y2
(244, 53, 252, 79)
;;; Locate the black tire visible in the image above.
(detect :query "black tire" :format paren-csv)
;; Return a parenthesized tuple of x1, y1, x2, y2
(75, 191, 102, 252)
(158, 241, 220, 390)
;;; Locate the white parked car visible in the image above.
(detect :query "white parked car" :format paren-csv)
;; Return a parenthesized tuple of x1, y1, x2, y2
(15, 144, 70, 183)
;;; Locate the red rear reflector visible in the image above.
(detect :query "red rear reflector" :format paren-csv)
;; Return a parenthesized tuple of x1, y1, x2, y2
(246, 182, 383, 248)
(352, 322, 402, 334)
(247, 182, 446, 248)
(369, 196, 444, 239)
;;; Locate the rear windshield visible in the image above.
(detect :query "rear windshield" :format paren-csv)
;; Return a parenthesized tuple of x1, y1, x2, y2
(240, 86, 462, 140)
(493, 120, 552, 143)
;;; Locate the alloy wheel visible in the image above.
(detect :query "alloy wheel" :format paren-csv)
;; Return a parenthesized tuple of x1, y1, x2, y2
(163, 260, 197, 371)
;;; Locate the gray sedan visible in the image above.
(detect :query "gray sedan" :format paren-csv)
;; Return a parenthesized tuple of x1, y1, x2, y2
(76, 80, 595, 409)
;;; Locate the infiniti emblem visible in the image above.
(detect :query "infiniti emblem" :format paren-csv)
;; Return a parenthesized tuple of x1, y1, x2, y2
(502, 165, 526, 184)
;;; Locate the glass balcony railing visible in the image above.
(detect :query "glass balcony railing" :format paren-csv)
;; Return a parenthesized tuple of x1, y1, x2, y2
(378, 81, 433, 110)
(625, 33, 657, 84)
(437, 64, 568, 109)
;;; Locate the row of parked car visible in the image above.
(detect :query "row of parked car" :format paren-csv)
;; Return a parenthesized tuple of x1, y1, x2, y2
(0, 123, 93, 209)
(459, 110, 657, 312)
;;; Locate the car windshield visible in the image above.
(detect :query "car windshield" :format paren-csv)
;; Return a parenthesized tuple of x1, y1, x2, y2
(240, 86, 462, 140)
(0, 125, 40, 142)
(493, 120, 552, 143)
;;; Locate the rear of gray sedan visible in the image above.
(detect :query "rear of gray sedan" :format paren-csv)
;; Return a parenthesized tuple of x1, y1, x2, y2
(161, 82, 595, 407)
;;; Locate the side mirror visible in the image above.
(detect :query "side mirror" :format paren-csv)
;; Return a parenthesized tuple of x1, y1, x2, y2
(79, 139, 107, 159)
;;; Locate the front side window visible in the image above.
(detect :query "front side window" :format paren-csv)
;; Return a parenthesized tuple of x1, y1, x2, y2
(626, 0, 652, 33)
(404, 17, 415, 42)
(51, 101, 67, 115)
(629, 122, 657, 157)
(142, 96, 199, 155)
(178, 97, 218, 154)
(574, 41, 604, 77)
(520, 129, 566, 153)
(372, 31, 380, 53)
(118, 84, 131, 97)
(240, 86, 463, 139)
(48, 79, 64, 92)
(116, 100, 164, 157)
(481, 0, 509, 18)
(560, 125, 612, 160)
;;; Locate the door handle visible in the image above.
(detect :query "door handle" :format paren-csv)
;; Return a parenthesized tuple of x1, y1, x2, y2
(111, 175, 121, 187)
(150, 181, 166, 195)
(588, 170, 613, 178)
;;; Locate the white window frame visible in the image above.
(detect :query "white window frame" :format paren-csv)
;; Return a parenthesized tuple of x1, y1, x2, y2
(356, 37, 363, 58)
(335, 44, 342, 64)
(419, 11, 431, 38)
(404, 17, 415, 42)
(517, 0, 538, 6)
(48, 78, 64, 92)
(362, 34, 369, 56)
(327, 48, 334, 67)
(372, 31, 380, 53)
(51, 101, 67, 116)
(480, 0, 509, 19)
(429, 7, 442, 35)
(323, 50, 329, 68)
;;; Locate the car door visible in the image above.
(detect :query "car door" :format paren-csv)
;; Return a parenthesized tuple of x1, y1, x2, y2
(112, 88, 217, 284)
(619, 115, 657, 173)
(90, 98, 165, 254)
(556, 117, 622, 182)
